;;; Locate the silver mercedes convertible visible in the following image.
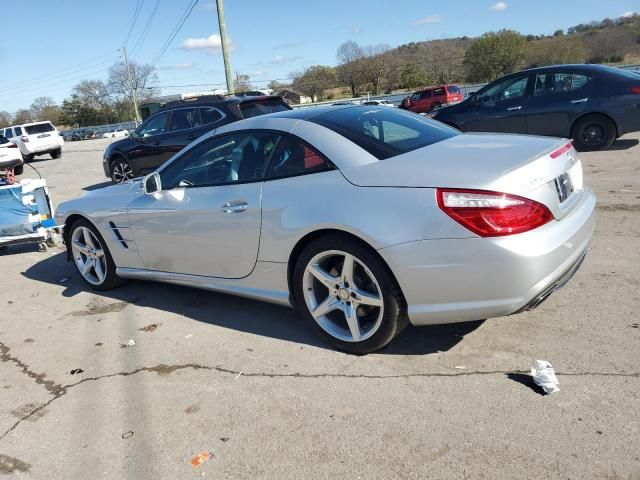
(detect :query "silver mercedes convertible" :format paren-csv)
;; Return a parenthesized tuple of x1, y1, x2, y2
(55, 106, 596, 353)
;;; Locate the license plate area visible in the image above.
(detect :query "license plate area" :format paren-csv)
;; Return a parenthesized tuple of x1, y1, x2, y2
(37, 133, 51, 138)
(554, 172, 574, 203)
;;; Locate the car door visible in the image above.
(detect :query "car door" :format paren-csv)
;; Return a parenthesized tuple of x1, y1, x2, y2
(127, 130, 281, 278)
(128, 111, 172, 173)
(525, 71, 594, 137)
(465, 74, 531, 133)
(415, 90, 432, 112)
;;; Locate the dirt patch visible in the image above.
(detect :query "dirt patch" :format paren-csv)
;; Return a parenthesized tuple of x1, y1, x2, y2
(184, 404, 200, 414)
(71, 298, 136, 316)
(11, 403, 48, 422)
(597, 204, 640, 212)
(0, 454, 31, 474)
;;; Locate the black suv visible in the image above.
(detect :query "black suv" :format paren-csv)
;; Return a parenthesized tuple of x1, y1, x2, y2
(103, 95, 291, 183)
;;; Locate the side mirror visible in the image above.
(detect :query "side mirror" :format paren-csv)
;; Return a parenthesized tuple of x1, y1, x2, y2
(143, 172, 161, 195)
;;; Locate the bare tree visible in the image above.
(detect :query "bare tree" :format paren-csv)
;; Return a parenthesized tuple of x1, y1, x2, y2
(361, 44, 391, 95)
(0, 111, 12, 128)
(336, 41, 366, 97)
(13, 109, 34, 124)
(73, 80, 112, 109)
(30, 96, 61, 123)
(234, 73, 253, 93)
(107, 61, 158, 116)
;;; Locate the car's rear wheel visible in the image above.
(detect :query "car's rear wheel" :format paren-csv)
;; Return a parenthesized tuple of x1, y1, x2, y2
(293, 234, 408, 354)
(69, 218, 123, 291)
(51, 149, 61, 159)
(13, 164, 24, 175)
(110, 157, 134, 183)
(572, 114, 616, 151)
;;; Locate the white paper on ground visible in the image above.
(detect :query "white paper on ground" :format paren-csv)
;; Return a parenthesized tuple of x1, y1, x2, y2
(531, 360, 560, 394)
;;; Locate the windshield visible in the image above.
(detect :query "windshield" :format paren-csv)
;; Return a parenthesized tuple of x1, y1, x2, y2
(311, 106, 459, 160)
(25, 123, 55, 135)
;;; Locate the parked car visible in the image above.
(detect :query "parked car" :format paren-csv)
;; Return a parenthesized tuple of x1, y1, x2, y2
(57, 106, 595, 354)
(102, 95, 292, 183)
(400, 85, 463, 113)
(1, 121, 63, 161)
(103, 129, 129, 139)
(362, 100, 395, 107)
(0, 135, 24, 175)
(432, 64, 640, 151)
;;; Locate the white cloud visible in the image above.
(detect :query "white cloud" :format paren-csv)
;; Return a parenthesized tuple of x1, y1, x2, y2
(489, 2, 507, 11)
(250, 70, 266, 77)
(156, 62, 196, 70)
(621, 11, 636, 18)
(351, 26, 362, 35)
(413, 14, 443, 25)
(180, 34, 234, 54)
(269, 55, 304, 65)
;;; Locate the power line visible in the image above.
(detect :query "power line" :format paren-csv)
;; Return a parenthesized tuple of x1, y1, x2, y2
(150, 0, 199, 66)
(123, 0, 145, 47)
(130, 0, 162, 58)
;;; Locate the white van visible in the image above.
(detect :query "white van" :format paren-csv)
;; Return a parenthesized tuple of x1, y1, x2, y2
(1, 121, 64, 161)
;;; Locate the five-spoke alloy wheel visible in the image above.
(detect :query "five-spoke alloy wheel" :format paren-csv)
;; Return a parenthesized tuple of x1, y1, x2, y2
(294, 234, 408, 354)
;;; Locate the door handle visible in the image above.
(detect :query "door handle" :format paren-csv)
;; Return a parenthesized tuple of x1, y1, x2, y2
(186, 134, 197, 140)
(570, 97, 589, 104)
(221, 201, 248, 213)
(506, 105, 522, 111)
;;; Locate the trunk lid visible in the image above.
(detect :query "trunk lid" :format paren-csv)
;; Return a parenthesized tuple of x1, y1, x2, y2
(340, 133, 583, 220)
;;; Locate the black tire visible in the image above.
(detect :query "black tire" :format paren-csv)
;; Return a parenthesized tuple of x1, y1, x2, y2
(23, 153, 34, 162)
(50, 149, 61, 159)
(68, 218, 124, 291)
(293, 233, 408, 354)
(431, 102, 442, 111)
(110, 157, 134, 183)
(13, 164, 24, 175)
(571, 114, 616, 152)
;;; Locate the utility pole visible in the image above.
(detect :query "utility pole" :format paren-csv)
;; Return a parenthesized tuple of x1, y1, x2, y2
(122, 46, 141, 124)
(216, 0, 234, 94)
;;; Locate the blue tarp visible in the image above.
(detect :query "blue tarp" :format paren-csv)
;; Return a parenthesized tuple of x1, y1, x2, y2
(0, 186, 34, 237)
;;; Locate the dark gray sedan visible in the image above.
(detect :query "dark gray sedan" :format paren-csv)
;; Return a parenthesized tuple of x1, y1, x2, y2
(433, 64, 640, 151)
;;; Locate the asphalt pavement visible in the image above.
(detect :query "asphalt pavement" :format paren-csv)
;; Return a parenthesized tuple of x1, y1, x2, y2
(0, 134, 639, 479)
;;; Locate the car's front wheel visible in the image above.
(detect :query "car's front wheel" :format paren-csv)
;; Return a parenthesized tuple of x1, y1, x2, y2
(293, 234, 408, 354)
(69, 218, 123, 291)
(110, 157, 134, 183)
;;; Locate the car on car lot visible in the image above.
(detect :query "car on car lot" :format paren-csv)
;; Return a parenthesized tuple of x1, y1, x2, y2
(362, 100, 395, 107)
(400, 85, 463, 113)
(103, 128, 129, 139)
(102, 95, 292, 183)
(432, 64, 640, 151)
(1, 121, 64, 161)
(56, 105, 595, 354)
(0, 135, 24, 175)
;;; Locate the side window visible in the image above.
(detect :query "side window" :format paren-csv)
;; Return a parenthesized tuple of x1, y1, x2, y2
(15, 127, 22, 136)
(534, 73, 591, 96)
(570, 74, 590, 91)
(137, 112, 170, 137)
(480, 76, 529, 103)
(199, 107, 224, 125)
(265, 136, 332, 179)
(432, 87, 445, 97)
(159, 132, 280, 189)
(168, 108, 196, 131)
(420, 90, 432, 99)
(1, 129, 9, 138)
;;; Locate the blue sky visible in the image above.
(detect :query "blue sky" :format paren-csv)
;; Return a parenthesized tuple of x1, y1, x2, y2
(0, 0, 637, 113)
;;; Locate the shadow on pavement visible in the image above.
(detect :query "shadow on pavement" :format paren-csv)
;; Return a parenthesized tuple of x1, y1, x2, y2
(23, 251, 485, 355)
(602, 138, 639, 151)
(506, 373, 545, 396)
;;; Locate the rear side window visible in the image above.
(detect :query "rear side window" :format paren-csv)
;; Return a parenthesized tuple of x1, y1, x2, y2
(432, 88, 445, 96)
(420, 90, 432, 99)
(240, 99, 290, 119)
(2, 129, 10, 138)
(534, 73, 591, 96)
(312, 107, 459, 160)
(14, 127, 22, 136)
(265, 136, 332, 179)
(25, 123, 54, 135)
(199, 107, 224, 125)
(169, 108, 196, 131)
(447, 85, 461, 94)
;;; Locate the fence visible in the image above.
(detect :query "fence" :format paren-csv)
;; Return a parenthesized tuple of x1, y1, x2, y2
(60, 121, 139, 140)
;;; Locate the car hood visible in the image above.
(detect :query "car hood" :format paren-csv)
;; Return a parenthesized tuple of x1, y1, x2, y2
(339, 133, 569, 195)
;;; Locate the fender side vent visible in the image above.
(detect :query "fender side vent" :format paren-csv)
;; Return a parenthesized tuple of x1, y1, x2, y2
(108, 221, 129, 249)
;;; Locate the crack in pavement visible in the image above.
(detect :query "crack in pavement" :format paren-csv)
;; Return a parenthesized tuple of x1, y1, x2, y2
(1, 342, 639, 443)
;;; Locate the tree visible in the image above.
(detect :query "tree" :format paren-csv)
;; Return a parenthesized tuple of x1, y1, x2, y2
(525, 36, 587, 68)
(107, 60, 158, 119)
(234, 73, 253, 93)
(361, 44, 391, 95)
(30, 96, 61, 124)
(336, 40, 366, 96)
(464, 30, 527, 82)
(14, 109, 34, 124)
(553, 29, 564, 36)
(291, 65, 337, 101)
(400, 64, 428, 89)
(73, 80, 112, 109)
(0, 111, 12, 129)
(267, 79, 285, 93)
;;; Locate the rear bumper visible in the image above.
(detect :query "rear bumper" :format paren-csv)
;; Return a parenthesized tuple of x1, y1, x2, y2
(379, 187, 596, 326)
(22, 140, 63, 155)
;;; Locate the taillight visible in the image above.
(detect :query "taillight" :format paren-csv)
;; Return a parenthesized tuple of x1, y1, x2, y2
(436, 188, 553, 237)
(549, 141, 573, 159)
(630, 86, 640, 94)
(21, 135, 29, 142)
